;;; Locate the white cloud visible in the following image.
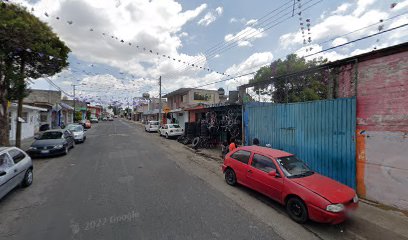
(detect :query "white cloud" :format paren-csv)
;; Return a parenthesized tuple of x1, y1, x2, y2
(332, 37, 348, 46)
(215, 6, 223, 15)
(230, 17, 238, 23)
(332, 3, 351, 14)
(224, 52, 274, 89)
(280, 9, 389, 48)
(246, 19, 257, 26)
(198, 12, 217, 26)
(214, 54, 220, 58)
(179, 32, 189, 38)
(353, 0, 376, 17)
(16, 0, 209, 98)
(225, 27, 266, 47)
(197, 6, 223, 26)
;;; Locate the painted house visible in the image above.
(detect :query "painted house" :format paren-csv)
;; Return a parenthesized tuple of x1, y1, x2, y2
(62, 99, 88, 121)
(87, 105, 102, 119)
(8, 103, 47, 141)
(163, 88, 221, 127)
(24, 89, 73, 128)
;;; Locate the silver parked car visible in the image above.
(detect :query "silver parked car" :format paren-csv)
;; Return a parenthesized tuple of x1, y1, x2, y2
(66, 124, 87, 143)
(0, 147, 33, 200)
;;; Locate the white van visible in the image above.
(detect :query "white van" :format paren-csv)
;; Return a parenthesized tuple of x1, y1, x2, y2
(145, 121, 160, 132)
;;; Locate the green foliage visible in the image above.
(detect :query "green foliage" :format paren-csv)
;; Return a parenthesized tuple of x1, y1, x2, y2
(248, 54, 328, 103)
(74, 111, 82, 122)
(86, 110, 91, 120)
(0, 3, 70, 100)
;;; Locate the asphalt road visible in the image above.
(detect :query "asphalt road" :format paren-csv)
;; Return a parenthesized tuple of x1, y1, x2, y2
(0, 119, 281, 240)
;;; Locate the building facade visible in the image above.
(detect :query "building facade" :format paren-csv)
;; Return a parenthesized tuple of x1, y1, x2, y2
(335, 43, 408, 211)
(8, 103, 47, 141)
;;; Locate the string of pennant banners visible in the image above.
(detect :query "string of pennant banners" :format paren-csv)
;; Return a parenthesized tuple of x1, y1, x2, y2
(2, 0, 232, 78)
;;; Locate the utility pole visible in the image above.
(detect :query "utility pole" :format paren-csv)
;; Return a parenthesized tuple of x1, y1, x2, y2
(72, 83, 86, 122)
(159, 76, 162, 124)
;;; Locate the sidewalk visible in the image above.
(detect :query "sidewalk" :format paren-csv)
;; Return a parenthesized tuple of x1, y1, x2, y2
(9, 136, 35, 151)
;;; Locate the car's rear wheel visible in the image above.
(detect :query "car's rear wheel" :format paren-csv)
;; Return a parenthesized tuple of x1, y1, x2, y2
(224, 168, 237, 186)
(286, 197, 308, 223)
(21, 168, 33, 187)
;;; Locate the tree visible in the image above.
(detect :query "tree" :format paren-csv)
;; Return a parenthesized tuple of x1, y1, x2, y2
(74, 111, 82, 122)
(0, 3, 70, 146)
(248, 54, 328, 103)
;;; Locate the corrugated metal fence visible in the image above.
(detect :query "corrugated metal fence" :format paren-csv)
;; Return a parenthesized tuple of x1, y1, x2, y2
(243, 98, 356, 188)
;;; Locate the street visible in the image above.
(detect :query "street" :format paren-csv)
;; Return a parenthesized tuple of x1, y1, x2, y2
(0, 119, 279, 240)
(1, 119, 407, 240)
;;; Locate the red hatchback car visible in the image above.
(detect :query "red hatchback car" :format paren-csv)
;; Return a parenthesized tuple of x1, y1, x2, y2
(222, 146, 358, 224)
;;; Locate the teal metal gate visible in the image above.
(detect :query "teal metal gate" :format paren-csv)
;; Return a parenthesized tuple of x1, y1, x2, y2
(243, 98, 356, 188)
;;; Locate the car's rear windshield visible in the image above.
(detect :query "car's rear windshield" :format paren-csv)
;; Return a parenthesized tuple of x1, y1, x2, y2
(276, 156, 313, 178)
(68, 125, 83, 132)
(40, 132, 63, 139)
(169, 124, 180, 128)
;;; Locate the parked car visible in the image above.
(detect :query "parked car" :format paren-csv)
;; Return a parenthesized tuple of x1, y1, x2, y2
(159, 124, 184, 138)
(0, 147, 33, 200)
(222, 146, 358, 224)
(102, 117, 107, 121)
(90, 117, 99, 123)
(66, 124, 86, 143)
(27, 129, 75, 157)
(145, 121, 159, 132)
(108, 116, 113, 121)
(84, 120, 91, 129)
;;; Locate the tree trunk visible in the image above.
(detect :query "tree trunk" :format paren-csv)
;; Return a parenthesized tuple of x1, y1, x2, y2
(0, 58, 10, 146)
(15, 56, 26, 148)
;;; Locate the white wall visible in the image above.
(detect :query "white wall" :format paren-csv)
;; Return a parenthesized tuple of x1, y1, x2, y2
(9, 109, 41, 141)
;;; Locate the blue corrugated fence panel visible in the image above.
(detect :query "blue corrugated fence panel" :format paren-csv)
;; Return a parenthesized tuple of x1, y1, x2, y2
(243, 98, 356, 188)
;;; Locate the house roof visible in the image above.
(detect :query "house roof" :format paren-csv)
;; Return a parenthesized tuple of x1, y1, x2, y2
(10, 103, 47, 112)
(162, 88, 193, 98)
(163, 88, 220, 98)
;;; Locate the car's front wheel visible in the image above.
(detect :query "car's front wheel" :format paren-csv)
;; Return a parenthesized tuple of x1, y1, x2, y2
(224, 168, 237, 186)
(286, 197, 308, 223)
(21, 168, 33, 187)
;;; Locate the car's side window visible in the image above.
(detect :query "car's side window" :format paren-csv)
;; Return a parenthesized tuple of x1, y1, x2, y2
(8, 149, 26, 164)
(0, 153, 14, 171)
(251, 154, 277, 173)
(230, 150, 251, 164)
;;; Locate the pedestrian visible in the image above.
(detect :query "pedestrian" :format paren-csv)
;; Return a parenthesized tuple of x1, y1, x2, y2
(252, 138, 260, 146)
(229, 137, 237, 152)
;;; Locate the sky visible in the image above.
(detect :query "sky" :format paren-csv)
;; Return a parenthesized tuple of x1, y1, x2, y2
(8, 0, 408, 106)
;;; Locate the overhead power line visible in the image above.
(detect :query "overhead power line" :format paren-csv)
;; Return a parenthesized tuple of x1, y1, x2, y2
(304, 22, 408, 58)
(172, 0, 322, 76)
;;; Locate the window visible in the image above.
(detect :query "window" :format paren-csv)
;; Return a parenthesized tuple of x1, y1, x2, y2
(0, 153, 14, 171)
(8, 149, 26, 164)
(40, 112, 48, 122)
(230, 150, 251, 164)
(21, 112, 28, 122)
(251, 154, 276, 173)
(40, 131, 63, 139)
